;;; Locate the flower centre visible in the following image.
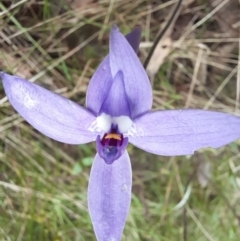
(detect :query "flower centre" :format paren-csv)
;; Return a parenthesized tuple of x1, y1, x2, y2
(96, 126, 128, 165)
(94, 113, 132, 164)
(101, 131, 123, 147)
(96, 113, 133, 133)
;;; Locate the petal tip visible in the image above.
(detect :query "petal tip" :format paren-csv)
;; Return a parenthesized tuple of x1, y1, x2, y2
(133, 25, 142, 32)
(111, 24, 119, 31)
(111, 25, 121, 38)
(0, 71, 7, 79)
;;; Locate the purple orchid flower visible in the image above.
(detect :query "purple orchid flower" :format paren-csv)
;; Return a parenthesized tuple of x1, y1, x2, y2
(1, 25, 240, 241)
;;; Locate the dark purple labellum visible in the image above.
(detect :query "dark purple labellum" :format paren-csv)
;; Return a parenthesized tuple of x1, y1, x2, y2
(101, 129, 123, 146)
(96, 128, 128, 165)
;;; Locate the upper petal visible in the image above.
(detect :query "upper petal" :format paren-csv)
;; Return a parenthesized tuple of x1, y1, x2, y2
(99, 71, 131, 118)
(109, 26, 152, 119)
(88, 151, 132, 241)
(128, 109, 240, 156)
(125, 26, 141, 53)
(86, 26, 142, 116)
(1, 72, 97, 144)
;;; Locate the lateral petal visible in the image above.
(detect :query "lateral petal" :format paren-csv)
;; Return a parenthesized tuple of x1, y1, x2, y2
(86, 26, 142, 116)
(109, 26, 152, 119)
(88, 151, 132, 241)
(128, 109, 240, 156)
(86, 56, 112, 116)
(1, 72, 96, 144)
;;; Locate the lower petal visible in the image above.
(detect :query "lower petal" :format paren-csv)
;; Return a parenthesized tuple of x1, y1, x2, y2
(88, 151, 132, 241)
(128, 109, 240, 156)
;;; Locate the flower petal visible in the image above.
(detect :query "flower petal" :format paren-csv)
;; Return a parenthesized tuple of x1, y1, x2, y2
(86, 26, 142, 116)
(88, 151, 132, 241)
(125, 26, 141, 53)
(99, 71, 131, 117)
(86, 56, 112, 116)
(128, 109, 240, 156)
(1, 72, 97, 144)
(109, 26, 152, 119)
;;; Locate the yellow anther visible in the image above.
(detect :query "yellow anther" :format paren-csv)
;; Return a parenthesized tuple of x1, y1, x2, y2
(105, 133, 121, 140)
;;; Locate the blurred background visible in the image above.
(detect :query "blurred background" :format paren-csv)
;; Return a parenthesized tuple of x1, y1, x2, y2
(0, 0, 240, 240)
